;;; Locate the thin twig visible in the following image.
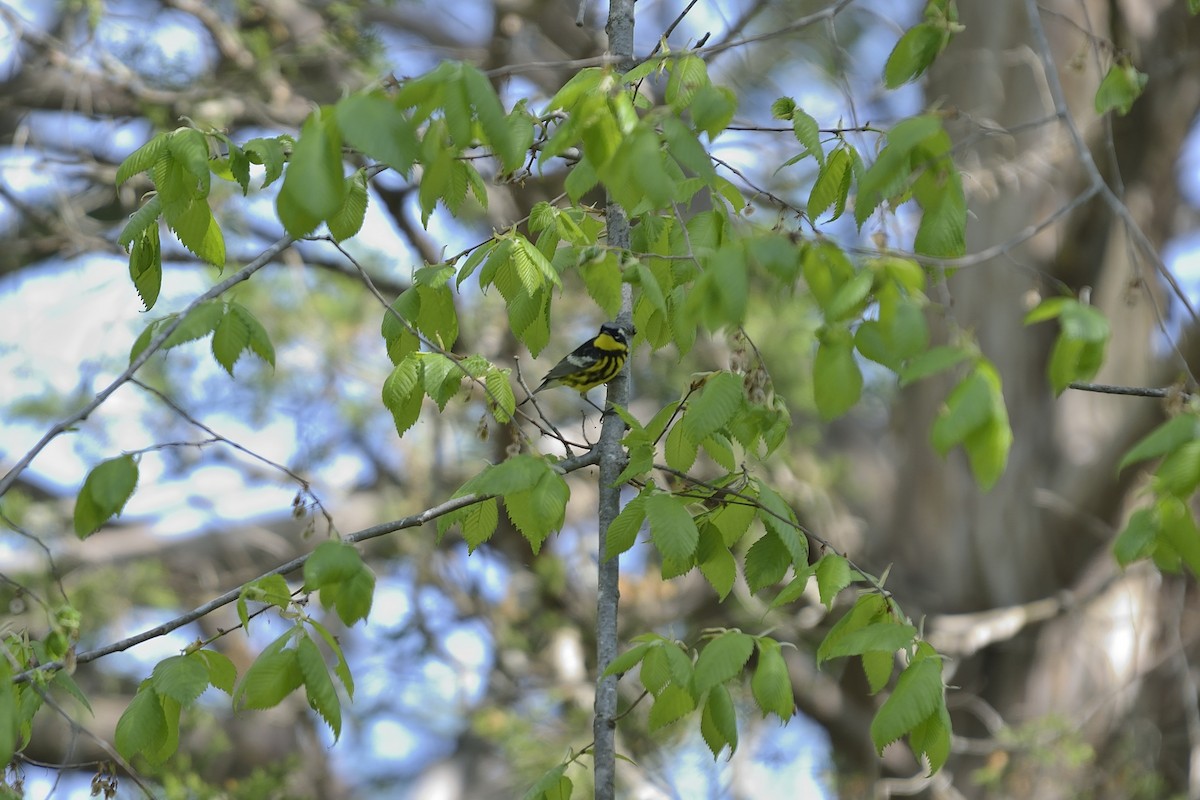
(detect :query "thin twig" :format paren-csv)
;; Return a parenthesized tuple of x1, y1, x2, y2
(0, 236, 294, 500)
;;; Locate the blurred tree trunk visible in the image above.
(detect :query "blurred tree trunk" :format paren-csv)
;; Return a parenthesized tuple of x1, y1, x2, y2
(883, 2, 1200, 796)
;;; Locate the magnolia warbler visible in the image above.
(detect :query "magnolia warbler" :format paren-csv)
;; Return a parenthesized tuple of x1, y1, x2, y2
(533, 323, 632, 395)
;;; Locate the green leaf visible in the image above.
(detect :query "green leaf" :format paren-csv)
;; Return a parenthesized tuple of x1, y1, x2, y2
(382, 355, 423, 437)
(150, 654, 210, 707)
(751, 638, 793, 720)
(665, 420, 698, 473)
(118, 194, 163, 249)
(913, 178, 966, 258)
(898, 344, 973, 385)
(817, 593, 888, 664)
(645, 493, 700, 565)
(521, 765, 569, 800)
(808, 145, 850, 221)
(710, 498, 756, 547)
(116, 134, 169, 185)
(198, 650, 237, 695)
(460, 497, 500, 551)
(813, 328, 863, 420)
(791, 107, 824, 167)
(297, 635, 342, 740)
(1113, 507, 1157, 567)
(819, 621, 918, 662)
(115, 685, 166, 759)
(815, 553, 853, 609)
(167, 198, 225, 267)
(128, 225, 162, 310)
(603, 643, 653, 678)
(1120, 414, 1200, 472)
(278, 111, 345, 237)
(690, 85, 738, 141)
(1158, 496, 1200, 578)
(1095, 62, 1149, 116)
(505, 470, 570, 554)
(235, 642, 304, 710)
(0, 663, 14, 769)
(884, 22, 947, 88)
(693, 632, 755, 695)
(335, 92, 419, 173)
(696, 523, 736, 600)
(701, 682, 739, 758)
(909, 701, 953, 773)
(665, 55, 709, 111)
(648, 684, 696, 731)
(870, 655, 944, 754)
(244, 137, 286, 188)
(304, 540, 376, 625)
(756, 482, 807, 567)
(167, 128, 211, 193)
(328, 171, 370, 243)
(930, 368, 992, 454)
(74, 454, 139, 538)
(683, 372, 743, 442)
(605, 491, 648, 560)
(744, 532, 790, 594)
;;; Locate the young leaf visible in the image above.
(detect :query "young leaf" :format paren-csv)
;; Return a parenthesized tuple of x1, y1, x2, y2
(701, 682, 739, 759)
(116, 134, 169, 185)
(645, 493, 700, 565)
(744, 532, 790, 594)
(696, 522, 736, 600)
(150, 654, 210, 707)
(648, 683, 696, 731)
(198, 650, 237, 695)
(278, 111, 346, 237)
(815, 553, 853, 609)
(884, 22, 947, 88)
(692, 631, 755, 695)
(335, 92, 419, 173)
(604, 491, 648, 560)
(751, 638, 793, 720)
(297, 635, 342, 740)
(1095, 61, 1149, 116)
(128, 225, 162, 311)
(74, 454, 139, 538)
(114, 684, 166, 760)
(869, 654, 944, 755)
(1119, 414, 1200, 472)
(682, 372, 743, 443)
(235, 645, 304, 710)
(327, 171, 370, 243)
(813, 327, 863, 420)
(382, 354, 423, 437)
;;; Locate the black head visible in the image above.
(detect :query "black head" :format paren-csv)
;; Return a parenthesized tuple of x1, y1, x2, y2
(599, 322, 631, 344)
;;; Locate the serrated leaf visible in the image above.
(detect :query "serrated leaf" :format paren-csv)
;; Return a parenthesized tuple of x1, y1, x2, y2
(128, 225, 162, 310)
(603, 643, 653, 678)
(751, 638, 793, 720)
(382, 355, 423, 437)
(683, 372, 743, 442)
(328, 171, 369, 242)
(211, 304, 250, 375)
(167, 198, 226, 267)
(298, 635, 342, 740)
(1113, 507, 1158, 567)
(898, 344, 972, 386)
(693, 632, 755, 695)
(808, 146, 850, 221)
(648, 683, 696, 731)
(521, 765, 569, 800)
(744, 532, 790, 594)
(646, 493, 700, 565)
(604, 492, 648, 561)
(235, 645, 304, 710)
(116, 134, 169, 185)
(930, 369, 992, 454)
(150, 654, 209, 707)
(815, 553, 853, 609)
(696, 522, 736, 600)
(700, 682, 739, 758)
(910, 701, 952, 773)
(118, 194, 163, 249)
(244, 137, 286, 188)
(114, 685, 166, 759)
(870, 655, 944, 754)
(819, 621, 918, 662)
(198, 650, 237, 695)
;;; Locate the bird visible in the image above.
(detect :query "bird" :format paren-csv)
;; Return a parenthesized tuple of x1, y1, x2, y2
(532, 322, 632, 396)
